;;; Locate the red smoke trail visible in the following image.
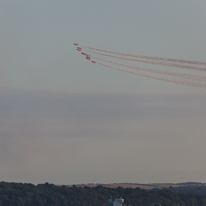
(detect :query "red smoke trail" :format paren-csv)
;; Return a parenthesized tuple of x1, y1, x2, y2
(92, 56, 206, 82)
(85, 49, 206, 72)
(80, 45, 206, 66)
(95, 61, 206, 89)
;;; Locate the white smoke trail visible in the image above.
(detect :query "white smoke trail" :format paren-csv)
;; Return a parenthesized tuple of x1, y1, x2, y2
(80, 45, 206, 66)
(92, 56, 206, 82)
(85, 49, 206, 72)
(95, 61, 206, 89)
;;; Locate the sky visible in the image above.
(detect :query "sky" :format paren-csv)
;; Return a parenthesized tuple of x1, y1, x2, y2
(1, 0, 206, 185)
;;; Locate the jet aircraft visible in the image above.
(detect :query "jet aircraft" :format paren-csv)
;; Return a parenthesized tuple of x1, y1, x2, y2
(86, 55, 91, 60)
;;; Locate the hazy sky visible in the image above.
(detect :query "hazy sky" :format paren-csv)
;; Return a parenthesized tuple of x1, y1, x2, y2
(1, 0, 206, 185)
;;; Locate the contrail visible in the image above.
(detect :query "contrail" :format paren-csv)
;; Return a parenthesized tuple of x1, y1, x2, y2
(95, 61, 206, 89)
(85, 49, 206, 72)
(92, 56, 206, 82)
(80, 45, 206, 66)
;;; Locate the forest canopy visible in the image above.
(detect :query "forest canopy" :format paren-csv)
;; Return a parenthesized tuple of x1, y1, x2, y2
(0, 182, 206, 206)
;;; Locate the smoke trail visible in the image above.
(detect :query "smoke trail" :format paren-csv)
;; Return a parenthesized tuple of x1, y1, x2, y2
(92, 56, 206, 82)
(95, 61, 206, 89)
(85, 49, 206, 72)
(80, 45, 206, 66)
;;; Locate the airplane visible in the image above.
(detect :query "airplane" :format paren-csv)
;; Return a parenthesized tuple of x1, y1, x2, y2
(74, 43, 78, 46)
(86, 55, 91, 60)
(81, 52, 86, 55)
(91, 61, 96, 63)
(77, 47, 82, 51)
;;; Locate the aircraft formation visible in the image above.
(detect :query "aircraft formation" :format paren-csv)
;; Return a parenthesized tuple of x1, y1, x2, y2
(74, 43, 206, 89)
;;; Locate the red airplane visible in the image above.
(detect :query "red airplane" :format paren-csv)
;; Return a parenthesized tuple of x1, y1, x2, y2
(74, 43, 78, 46)
(91, 61, 96, 63)
(81, 52, 86, 55)
(76, 47, 82, 51)
(86, 55, 91, 60)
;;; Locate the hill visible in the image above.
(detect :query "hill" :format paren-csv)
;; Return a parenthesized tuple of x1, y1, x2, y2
(68, 182, 206, 190)
(1, 181, 206, 206)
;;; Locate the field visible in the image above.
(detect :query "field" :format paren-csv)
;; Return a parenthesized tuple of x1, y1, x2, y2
(68, 182, 206, 190)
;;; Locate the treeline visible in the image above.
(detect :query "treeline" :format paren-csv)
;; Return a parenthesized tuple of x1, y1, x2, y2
(168, 185, 206, 196)
(0, 182, 206, 206)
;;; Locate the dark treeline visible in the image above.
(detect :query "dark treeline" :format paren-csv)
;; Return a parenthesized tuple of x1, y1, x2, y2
(168, 185, 206, 196)
(0, 182, 206, 206)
